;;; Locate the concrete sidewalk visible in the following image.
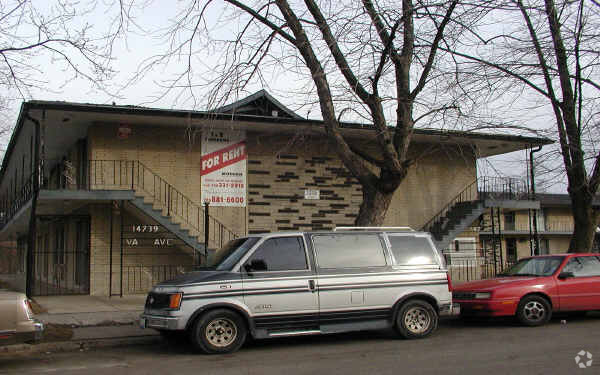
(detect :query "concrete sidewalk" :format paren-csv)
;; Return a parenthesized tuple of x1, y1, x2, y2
(0, 295, 162, 355)
(35, 295, 147, 326)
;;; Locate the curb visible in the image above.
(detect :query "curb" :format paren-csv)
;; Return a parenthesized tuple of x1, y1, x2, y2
(0, 335, 163, 356)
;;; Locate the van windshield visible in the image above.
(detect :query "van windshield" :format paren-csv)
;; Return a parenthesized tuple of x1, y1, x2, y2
(213, 237, 260, 271)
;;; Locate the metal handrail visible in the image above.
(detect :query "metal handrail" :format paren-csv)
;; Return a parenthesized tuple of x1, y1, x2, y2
(88, 160, 239, 248)
(421, 178, 480, 232)
(421, 176, 532, 233)
(0, 173, 35, 229)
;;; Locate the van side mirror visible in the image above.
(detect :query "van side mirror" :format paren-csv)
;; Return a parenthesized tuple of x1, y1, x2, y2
(558, 271, 574, 279)
(244, 259, 268, 273)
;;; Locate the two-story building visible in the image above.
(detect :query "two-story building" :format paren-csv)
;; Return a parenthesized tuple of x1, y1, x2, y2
(477, 193, 600, 262)
(0, 90, 551, 296)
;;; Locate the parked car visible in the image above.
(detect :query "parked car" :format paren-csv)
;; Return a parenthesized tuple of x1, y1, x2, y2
(140, 228, 456, 353)
(0, 290, 44, 345)
(453, 253, 600, 326)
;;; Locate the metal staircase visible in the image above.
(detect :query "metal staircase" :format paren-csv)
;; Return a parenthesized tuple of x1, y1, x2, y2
(88, 160, 239, 255)
(422, 177, 531, 250)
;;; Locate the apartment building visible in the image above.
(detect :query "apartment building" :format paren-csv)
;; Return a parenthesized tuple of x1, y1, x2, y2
(0, 90, 551, 296)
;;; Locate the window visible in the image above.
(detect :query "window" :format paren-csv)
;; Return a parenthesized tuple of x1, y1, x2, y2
(312, 234, 387, 269)
(388, 236, 437, 266)
(214, 237, 260, 271)
(504, 212, 515, 231)
(506, 238, 517, 263)
(539, 239, 550, 255)
(244, 236, 308, 272)
(562, 256, 600, 277)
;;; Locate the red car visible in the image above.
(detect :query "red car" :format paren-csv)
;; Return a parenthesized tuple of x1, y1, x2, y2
(452, 253, 600, 326)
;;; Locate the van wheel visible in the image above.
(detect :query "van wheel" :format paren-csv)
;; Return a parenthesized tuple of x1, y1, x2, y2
(395, 300, 438, 339)
(516, 295, 551, 326)
(189, 309, 247, 354)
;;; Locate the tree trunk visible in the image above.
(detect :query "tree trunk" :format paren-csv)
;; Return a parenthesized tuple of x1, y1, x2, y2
(568, 191, 599, 252)
(355, 185, 394, 226)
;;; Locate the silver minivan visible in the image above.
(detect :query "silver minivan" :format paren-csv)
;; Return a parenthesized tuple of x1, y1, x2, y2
(140, 228, 454, 353)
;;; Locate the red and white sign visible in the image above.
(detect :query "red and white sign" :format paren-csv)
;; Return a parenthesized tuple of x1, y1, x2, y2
(201, 130, 247, 207)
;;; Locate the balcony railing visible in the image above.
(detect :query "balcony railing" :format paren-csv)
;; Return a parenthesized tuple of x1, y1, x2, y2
(0, 173, 35, 228)
(0, 160, 239, 249)
(480, 221, 574, 233)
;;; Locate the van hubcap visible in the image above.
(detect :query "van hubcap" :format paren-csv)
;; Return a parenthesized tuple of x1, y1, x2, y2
(404, 307, 430, 334)
(523, 301, 545, 321)
(205, 318, 237, 347)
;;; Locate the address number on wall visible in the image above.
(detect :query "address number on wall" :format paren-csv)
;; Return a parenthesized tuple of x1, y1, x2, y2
(131, 225, 160, 233)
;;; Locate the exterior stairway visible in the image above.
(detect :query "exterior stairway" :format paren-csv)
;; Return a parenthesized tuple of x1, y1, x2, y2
(88, 160, 239, 257)
(129, 197, 206, 254)
(425, 201, 486, 250)
(421, 177, 532, 251)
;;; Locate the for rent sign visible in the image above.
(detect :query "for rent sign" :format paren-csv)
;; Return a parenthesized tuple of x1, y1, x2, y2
(201, 130, 247, 207)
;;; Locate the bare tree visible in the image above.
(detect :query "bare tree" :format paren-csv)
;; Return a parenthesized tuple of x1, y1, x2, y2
(124, 0, 498, 226)
(443, 0, 600, 252)
(0, 1, 132, 105)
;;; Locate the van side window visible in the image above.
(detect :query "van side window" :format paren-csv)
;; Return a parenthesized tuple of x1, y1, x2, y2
(244, 236, 308, 272)
(312, 234, 387, 268)
(388, 236, 437, 266)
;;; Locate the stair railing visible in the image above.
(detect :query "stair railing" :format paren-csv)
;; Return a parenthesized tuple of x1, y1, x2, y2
(421, 178, 479, 233)
(88, 160, 238, 248)
(421, 176, 532, 234)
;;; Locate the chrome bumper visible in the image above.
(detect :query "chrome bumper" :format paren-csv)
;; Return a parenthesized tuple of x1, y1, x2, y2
(139, 314, 180, 330)
(33, 320, 44, 340)
(439, 302, 460, 317)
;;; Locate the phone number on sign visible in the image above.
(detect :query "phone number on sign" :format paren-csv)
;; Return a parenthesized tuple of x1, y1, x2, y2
(209, 196, 245, 204)
(205, 183, 245, 188)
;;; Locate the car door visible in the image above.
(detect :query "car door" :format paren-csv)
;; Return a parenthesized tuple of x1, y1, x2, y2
(0, 293, 17, 345)
(310, 232, 392, 331)
(241, 235, 319, 332)
(556, 256, 600, 311)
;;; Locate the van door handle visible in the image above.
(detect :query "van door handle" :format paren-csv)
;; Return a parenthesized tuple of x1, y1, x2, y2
(308, 279, 316, 293)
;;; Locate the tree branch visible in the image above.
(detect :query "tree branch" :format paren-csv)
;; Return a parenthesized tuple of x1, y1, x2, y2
(410, 0, 458, 99)
(225, 0, 297, 44)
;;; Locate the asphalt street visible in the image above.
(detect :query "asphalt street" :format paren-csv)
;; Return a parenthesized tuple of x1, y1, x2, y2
(1, 315, 599, 375)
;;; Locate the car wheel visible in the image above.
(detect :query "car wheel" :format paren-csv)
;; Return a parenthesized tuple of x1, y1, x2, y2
(189, 309, 247, 354)
(516, 295, 552, 326)
(395, 299, 438, 339)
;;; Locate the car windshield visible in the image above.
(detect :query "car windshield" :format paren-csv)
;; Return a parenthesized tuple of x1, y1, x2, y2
(500, 256, 565, 277)
(212, 237, 260, 271)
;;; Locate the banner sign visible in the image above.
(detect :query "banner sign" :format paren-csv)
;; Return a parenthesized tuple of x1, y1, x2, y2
(201, 130, 247, 207)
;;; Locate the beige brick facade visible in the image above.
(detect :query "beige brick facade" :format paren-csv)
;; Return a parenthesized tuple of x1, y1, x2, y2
(246, 134, 476, 233)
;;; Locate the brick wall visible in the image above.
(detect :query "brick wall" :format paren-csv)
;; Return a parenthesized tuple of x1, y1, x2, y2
(89, 203, 198, 296)
(246, 133, 476, 233)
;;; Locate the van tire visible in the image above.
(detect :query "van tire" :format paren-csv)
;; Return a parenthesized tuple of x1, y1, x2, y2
(189, 309, 247, 354)
(395, 299, 438, 339)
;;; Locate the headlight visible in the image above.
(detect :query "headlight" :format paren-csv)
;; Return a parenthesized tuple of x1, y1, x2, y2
(473, 292, 492, 299)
